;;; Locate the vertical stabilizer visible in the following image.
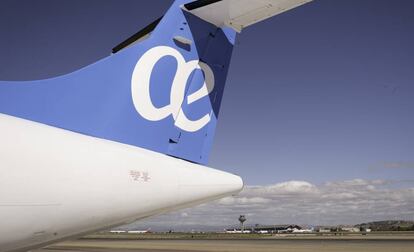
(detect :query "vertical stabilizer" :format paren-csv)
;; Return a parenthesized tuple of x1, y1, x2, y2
(0, 0, 312, 164)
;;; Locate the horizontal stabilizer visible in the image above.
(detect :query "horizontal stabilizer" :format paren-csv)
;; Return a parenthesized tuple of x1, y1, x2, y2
(184, 0, 313, 32)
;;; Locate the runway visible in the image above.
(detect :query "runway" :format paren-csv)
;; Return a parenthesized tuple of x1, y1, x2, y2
(36, 237, 414, 252)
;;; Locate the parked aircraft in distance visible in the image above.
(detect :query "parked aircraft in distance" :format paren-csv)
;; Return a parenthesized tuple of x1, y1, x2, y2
(127, 229, 152, 234)
(0, 0, 312, 251)
(225, 229, 252, 234)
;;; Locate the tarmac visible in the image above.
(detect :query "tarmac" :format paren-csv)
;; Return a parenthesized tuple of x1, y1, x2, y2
(35, 235, 414, 252)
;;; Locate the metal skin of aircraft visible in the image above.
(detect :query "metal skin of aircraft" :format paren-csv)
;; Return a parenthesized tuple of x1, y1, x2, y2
(0, 0, 312, 251)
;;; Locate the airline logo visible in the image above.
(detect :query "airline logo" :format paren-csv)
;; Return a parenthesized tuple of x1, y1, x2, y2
(131, 46, 215, 132)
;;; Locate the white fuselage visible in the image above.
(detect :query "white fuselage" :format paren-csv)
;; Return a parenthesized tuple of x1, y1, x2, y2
(0, 114, 243, 252)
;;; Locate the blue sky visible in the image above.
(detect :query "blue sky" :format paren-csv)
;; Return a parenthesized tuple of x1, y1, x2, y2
(0, 0, 413, 227)
(209, 0, 414, 185)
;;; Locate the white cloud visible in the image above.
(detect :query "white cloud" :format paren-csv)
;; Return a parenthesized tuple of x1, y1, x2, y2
(251, 181, 319, 195)
(218, 197, 271, 205)
(122, 179, 414, 231)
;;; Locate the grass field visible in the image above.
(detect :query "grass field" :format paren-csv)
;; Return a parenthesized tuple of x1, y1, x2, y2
(82, 231, 414, 240)
(35, 232, 414, 252)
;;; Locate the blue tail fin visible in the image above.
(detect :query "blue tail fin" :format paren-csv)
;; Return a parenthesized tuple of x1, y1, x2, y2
(0, 0, 236, 164)
(0, 0, 314, 164)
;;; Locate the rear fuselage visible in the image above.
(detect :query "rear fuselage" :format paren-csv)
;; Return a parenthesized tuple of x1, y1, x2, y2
(0, 114, 243, 252)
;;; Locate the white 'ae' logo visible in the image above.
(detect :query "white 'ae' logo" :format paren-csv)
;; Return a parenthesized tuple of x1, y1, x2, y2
(131, 46, 215, 133)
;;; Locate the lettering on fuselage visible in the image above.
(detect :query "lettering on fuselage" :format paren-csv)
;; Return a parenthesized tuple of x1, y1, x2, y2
(131, 46, 215, 133)
(129, 170, 151, 182)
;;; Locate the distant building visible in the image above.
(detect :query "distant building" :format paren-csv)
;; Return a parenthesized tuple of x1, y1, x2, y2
(292, 228, 313, 233)
(318, 228, 331, 233)
(341, 227, 360, 232)
(358, 227, 372, 232)
(226, 225, 302, 234)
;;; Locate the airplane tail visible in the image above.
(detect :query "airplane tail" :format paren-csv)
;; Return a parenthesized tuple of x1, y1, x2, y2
(0, 0, 311, 164)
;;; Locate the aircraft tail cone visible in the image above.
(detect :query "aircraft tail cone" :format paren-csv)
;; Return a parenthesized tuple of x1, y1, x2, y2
(178, 164, 244, 206)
